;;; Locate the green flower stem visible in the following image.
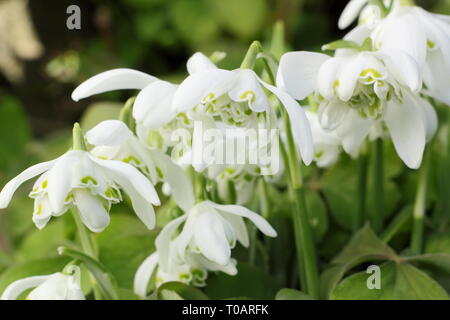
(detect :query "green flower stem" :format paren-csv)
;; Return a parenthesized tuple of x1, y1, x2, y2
(240, 41, 261, 70)
(193, 169, 206, 203)
(281, 108, 320, 299)
(71, 208, 102, 299)
(356, 152, 369, 231)
(371, 139, 384, 233)
(227, 180, 237, 204)
(411, 147, 431, 254)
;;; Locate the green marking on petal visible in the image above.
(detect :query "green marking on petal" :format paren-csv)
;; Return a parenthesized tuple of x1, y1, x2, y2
(35, 204, 43, 215)
(240, 90, 256, 103)
(81, 176, 98, 185)
(122, 155, 141, 165)
(42, 180, 48, 189)
(360, 68, 382, 79)
(427, 40, 436, 49)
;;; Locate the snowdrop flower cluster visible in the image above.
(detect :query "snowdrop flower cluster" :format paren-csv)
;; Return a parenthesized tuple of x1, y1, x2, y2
(1, 266, 84, 300)
(277, 0, 442, 169)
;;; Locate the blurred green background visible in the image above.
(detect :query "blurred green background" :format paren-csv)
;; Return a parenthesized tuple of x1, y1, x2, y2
(0, 0, 446, 262)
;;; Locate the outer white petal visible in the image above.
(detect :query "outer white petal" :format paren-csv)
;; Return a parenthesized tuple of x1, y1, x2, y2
(337, 53, 368, 101)
(384, 93, 426, 169)
(0, 160, 56, 208)
(71, 69, 158, 101)
(334, 109, 372, 154)
(416, 96, 438, 142)
(374, 50, 422, 92)
(194, 212, 231, 265)
(134, 253, 159, 298)
(229, 69, 269, 112)
(172, 69, 237, 113)
(422, 49, 450, 105)
(152, 151, 195, 211)
(1, 275, 51, 300)
(338, 0, 369, 29)
(222, 213, 249, 247)
(73, 189, 110, 232)
(317, 57, 345, 100)
(208, 201, 277, 237)
(86, 120, 133, 147)
(259, 80, 314, 165)
(133, 81, 178, 130)
(155, 214, 188, 271)
(91, 158, 159, 229)
(47, 152, 81, 213)
(277, 52, 330, 100)
(92, 157, 160, 205)
(187, 52, 217, 75)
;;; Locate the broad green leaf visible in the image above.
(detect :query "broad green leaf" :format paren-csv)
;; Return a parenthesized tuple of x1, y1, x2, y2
(0, 256, 70, 294)
(152, 282, 209, 300)
(96, 214, 157, 289)
(275, 288, 314, 300)
(331, 262, 449, 300)
(320, 224, 397, 299)
(205, 263, 280, 299)
(58, 246, 119, 300)
(0, 96, 30, 171)
(407, 253, 450, 276)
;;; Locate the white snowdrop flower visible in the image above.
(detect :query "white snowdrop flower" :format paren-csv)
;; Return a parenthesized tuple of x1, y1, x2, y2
(172, 56, 314, 166)
(369, 3, 450, 105)
(1, 266, 84, 300)
(277, 49, 437, 169)
(0, 124, 160, 232)
(155, 200, 276, 273)
(86, 120, 195, 211)
(305, 110, 342, 168)
(338, 0, 396, 30)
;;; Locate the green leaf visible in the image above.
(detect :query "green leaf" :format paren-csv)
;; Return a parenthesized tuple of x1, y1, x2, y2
(0, 96, 30, 171)
(331, 262, 449, 300)
(58, 246, 119, 300)
(275, 288, 315, 300)
(205, 263, 280, 299)
(152, 282, 209, 300)
(0, 257, 70, 294)
(96, 214, 157, 289)
(320, 224, 397, 299)
(407, 253, 450, 276)
(305, 190, 328, 243)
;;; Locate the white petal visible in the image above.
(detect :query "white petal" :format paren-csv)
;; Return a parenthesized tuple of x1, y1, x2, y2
(222, 213, 249, 247)
(86, 120, 133, 147)
(172, 69, 237, 113)
(134, 253, 159, 298)
(277, 52, 330, 100)
(155, 214, 188, 271)
(259, 80, 314, 165)
(47, 151, 80, 213)
(27, 273, 74, 300)
(335, 109, 372, 154)
(337, 53, 368, 101)
(187, 52, 217, 75)
(317, 57, 345, 100)
(384, 93, 426, 169)
(71, 69, 158, 101)
(374, 50, 422, 92)
(91, 157, 159, 229)
(229, 69, 269, 112)
(416, 96, 438, 142)
(338, 0, 369, 29)
(194, 212, 231, 265)
(133, 81, 178, 130)
(73, 189, 110, 232)
(152, 151, 195, 211)
(1, 275, 51, 300)
(0, 160, 55, 208)
(422, 45, 450, 105)
(208, 201, 277, 237)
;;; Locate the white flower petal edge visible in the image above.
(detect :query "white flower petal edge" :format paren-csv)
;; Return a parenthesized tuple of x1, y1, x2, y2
(187, 52, 217, 75)
(86, 120, 133, 147)
(259, 80, 314, 165)
(71, 68, 158, 101)
(277, 51, 330, 100)
(1, 275, 50, 300)
(338, 0, 369, 29)
(134, 253, 159, 298)
(0, 160, 57, 208)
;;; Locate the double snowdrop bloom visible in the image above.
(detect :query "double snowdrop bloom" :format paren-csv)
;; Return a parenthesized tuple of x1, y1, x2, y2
(1, 266, 84, 300)
(86, 120, 194, 211)
(339, 0, 450, 106)
(0, 125, 160, 232)
(305, 110, 342, 168)
(172, 54, 314, 166)
(277, 49, 437, 169)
